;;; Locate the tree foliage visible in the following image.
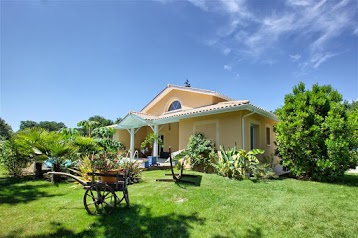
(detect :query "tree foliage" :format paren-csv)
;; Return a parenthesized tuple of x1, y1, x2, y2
(0, 132, 33, 177)
(0, 118, 13, 140)
(275, 82, 358, 181)
(19, 120, 38, 131)
(77, 120, 99, 137)
(38, 121, 66, 131)
(19, 120, 66, 131)
(92, 127, 115, 139)
(88, 115, 113, 128)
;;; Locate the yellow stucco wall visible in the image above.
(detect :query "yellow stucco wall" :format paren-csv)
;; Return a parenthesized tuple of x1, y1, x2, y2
(244, 114, 277, 161)
(114, 127, 151, 151)
(142, 89, 227, 116)
(114, 130, 130, 150)
(179, 111, 243, 150)
(178, 110, 277, 159)
(158, 122, 179, 152)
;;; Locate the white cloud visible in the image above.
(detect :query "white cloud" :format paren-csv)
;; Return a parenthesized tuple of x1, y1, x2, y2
(353, 27, 358, 35)
(286, 0, 312, 6)
(310, 52, 338, 68)
(184, 0, 357, 68)
(289, 54, 301, 61)
(224, 65, 232, 71)
(223, 48, 231, 55)
(187, 0, 208, 11)
(218, 0, 248, 16)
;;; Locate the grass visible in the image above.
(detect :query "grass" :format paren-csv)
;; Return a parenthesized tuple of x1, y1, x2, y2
(1, 167, 358, 238)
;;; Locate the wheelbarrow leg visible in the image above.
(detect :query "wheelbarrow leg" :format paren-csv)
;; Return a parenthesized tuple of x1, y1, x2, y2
(124, 189, 130, 207)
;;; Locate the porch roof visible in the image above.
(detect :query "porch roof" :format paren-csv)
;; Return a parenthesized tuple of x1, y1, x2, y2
(116, 112, 154, 129)
(115, 100, 278, 129)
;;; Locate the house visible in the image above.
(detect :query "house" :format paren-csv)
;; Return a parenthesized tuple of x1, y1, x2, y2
(114, 84, 279, 164)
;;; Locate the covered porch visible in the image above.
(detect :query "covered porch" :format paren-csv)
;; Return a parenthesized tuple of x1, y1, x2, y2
(114, 112, 179, 160)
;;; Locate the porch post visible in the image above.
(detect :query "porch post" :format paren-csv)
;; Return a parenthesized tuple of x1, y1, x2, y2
(153, 124, 159, 158)
(130, 128, 135, 159)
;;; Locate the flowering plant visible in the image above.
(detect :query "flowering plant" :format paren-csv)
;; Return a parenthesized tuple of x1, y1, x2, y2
(90, 151, 122, 172)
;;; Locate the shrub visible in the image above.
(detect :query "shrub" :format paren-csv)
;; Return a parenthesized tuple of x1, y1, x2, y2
(77, 155, 93, 181)
(119, 158, 143, 183)
(0, 139, 30, 177)
(175, 133, 215, 173)
(275, 82, 358, 181)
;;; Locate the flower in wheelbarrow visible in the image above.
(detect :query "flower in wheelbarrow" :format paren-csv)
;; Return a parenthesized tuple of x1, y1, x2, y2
(90, 151, 122, 172)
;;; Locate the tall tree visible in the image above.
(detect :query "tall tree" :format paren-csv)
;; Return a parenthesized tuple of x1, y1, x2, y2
(275, 82, 357, 181)
(0, 118, 13, 140)
(38, 121, 66, 131)
(19, 120, 66, 131)
(19, 120, 38, 130)
(114, 117, 122, 124)
(346, 100, 358, 154)
(88, 115, 113, 128)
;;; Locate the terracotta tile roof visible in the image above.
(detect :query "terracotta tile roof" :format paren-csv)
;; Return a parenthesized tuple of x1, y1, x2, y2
(117, 100, 277, 129)
(129, 111, 157, 120)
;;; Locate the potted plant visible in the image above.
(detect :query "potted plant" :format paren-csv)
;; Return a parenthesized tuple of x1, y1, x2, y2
(90, 151, 122, 183)
(140, 133, 163, 166)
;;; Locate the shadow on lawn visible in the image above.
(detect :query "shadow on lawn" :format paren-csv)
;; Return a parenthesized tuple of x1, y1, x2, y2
(328, 173, 358, 187)
(97, 205, 206, 238)
(3, 205, 206, 238)
(0, 176, 62, 205)
(274, 172, 358, 187)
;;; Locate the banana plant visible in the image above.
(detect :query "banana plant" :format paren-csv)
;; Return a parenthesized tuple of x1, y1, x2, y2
(237, 149, 263, 178)
(215, 144, 264, 179)
(92, 127, 115, 139)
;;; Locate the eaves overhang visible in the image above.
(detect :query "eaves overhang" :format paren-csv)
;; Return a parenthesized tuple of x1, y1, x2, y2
(154, 104, 278, 124)
(115, 113, 152, 130)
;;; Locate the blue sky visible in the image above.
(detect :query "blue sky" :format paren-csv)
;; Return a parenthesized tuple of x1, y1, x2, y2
(1, 0, 357, 131)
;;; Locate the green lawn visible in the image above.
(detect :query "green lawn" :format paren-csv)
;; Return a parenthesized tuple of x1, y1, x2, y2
(1, 167, 358, 238)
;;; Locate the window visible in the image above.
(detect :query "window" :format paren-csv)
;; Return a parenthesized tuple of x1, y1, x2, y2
(250, 124, 259, 150)
(168, 101, 181, 111)
(266, 127, 271, 146)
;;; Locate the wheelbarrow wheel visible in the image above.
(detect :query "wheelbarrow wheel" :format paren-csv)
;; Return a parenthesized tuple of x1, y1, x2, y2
(83, 183, 117, 215)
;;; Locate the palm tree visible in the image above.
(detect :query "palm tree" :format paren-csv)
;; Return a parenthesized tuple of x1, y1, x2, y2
(77, 120, 99, 137)
(16, 128, 49, 178)
(39, 132, 76, 183)
(18, 128, 76, 182)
